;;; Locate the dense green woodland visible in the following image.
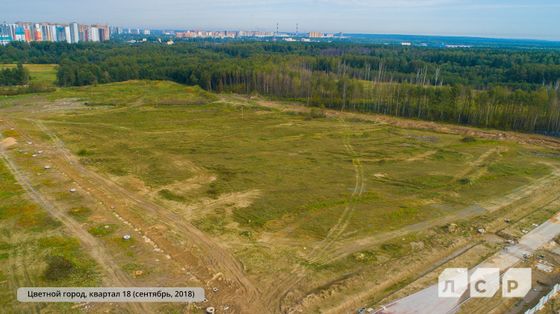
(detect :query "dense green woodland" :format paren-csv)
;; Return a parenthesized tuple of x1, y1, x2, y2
(1, 41, 560, 134)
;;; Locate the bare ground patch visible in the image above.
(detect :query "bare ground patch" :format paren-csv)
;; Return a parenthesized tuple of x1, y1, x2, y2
(182, 189, 261, 220)
(0, 137, 16, 149)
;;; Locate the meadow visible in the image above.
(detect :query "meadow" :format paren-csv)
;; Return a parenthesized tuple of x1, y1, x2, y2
(38, 81, 557, 241)
(4, 79, 560, 312)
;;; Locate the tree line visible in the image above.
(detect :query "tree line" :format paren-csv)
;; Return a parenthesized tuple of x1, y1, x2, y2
(1, 41, 560, 134)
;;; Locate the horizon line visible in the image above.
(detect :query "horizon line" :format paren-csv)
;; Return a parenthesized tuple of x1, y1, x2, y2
(4, 20, 560, 43)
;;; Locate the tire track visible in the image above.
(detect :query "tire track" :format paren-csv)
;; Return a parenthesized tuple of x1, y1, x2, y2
(321, 165, 560, 265)
(308, 126, 365, 264)
(29, 119, 265, 312)
(264, 115, 366, 312)
(0, 139, 149, 314)
(452, 147, 507, 182)
(20, 244, 40, 314)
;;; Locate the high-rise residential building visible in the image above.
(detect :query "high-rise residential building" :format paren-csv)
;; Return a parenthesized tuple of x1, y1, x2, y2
(33, 24, 43, 41)
(2, 24, 13, 41)
(92, 24, 110, 41)
(40, 24, 50, 41)
(0, 22, 116, 43)
(308, 32, 324, 38)
(56, 26, 67, 42)
(79, 24, 89, 42)
(70, 22, 80, 43)
(100, 26, 110, 41)
(110, 26, 123, 35)
(0, 24, 12, 45)
(14, 26, 25, 42)
(64, 26, 71, 43)
(15, 22, 33, 42)
(24, 29, 32, 42)
(89, 27, 100, 42)
(49, 24, 58, 42)
(0, 35, 10, 45)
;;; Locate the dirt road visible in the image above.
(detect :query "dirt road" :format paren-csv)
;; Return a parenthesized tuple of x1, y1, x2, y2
(0, 136, 150, 314)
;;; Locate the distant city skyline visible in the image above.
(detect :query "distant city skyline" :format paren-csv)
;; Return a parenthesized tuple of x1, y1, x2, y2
(3, 0, 560, 41)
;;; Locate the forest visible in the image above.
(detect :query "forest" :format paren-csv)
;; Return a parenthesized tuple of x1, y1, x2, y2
(1, 41, 559, 134)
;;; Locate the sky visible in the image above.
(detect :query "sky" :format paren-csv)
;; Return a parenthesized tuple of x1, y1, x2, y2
(4, 0, 560, 40)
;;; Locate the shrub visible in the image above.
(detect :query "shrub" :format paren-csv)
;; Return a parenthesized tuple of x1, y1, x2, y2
(158, 189, 185, 202)
(44, 255, 74, 281)
(306, 108, 327, 120)
(461, 136, 477, 143)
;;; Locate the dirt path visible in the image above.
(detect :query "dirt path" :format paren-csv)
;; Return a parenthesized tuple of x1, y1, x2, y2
(29, 119, 265, 312)
(0, 139, 149, 314)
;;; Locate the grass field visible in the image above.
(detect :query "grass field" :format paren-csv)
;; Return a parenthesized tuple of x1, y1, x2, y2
(3, 79, 560, 312)
(0, 64, 58, 86)
(0, 156, 100, 312)
(37, 81, 557, 240)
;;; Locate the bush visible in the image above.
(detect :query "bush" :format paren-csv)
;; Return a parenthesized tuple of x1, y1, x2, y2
(67, 207, 92, 221)
(461, 136, 477, 143)
(77, 149, 92, 156)
(27, 82, 55, 93)
(44, 255, 74, 281)
(0, 82, 55, 96)
(88, 224, 115, 237)
(306, 108, 327, 120)
(158, 189, 185, 202)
